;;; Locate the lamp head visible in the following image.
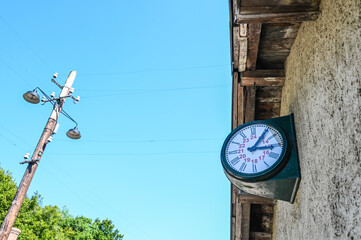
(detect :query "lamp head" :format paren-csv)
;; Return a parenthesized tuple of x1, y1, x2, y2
(23, 89, 40, 104)
(66, 127, 81, 139)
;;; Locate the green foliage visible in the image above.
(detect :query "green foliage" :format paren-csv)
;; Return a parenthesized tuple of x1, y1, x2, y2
(0, 167, 123, 240)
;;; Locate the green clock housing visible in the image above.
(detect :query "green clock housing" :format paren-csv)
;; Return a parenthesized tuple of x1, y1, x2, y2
(221, 114, 301, 203)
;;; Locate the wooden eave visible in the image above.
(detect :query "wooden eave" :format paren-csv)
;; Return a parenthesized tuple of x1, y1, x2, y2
(228, 1, 320, 240)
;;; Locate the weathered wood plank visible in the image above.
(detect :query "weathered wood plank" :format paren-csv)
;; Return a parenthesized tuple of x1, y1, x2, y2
(240, 0, 316, 7)
(244, 86, 256, 123)
(235, 202, 251, 240)
(232, 72, 239, 130)
(241, 203, 251, 240)
(260, 24, 300, 39)
(237, 85, 245, 126)
(232, 216, 236, 240)
(235, 11, 319, 24)
(240, 6, 319, 15)
(249, 232, 272, 240)
(233, 26, 240, 70)
(241, 77, 285, 87)
(259, 39, 294, 53)
(256, 87, 282, 103)
(258, 51, 290, 58)
(243, 70, 285, 78)
(240, 24, 247, 37)
(247, 23, 262, 70)
(239, 37, 248, 72)
(238, 194, 276, 204)
(257, 53, 289, 68)
(235, 203, 242, 240)
(233, 0, 240, 17)
(255, 102, 281, 120)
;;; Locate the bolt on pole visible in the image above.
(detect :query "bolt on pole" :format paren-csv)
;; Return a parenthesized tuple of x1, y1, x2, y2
(0, 71, 77, 240)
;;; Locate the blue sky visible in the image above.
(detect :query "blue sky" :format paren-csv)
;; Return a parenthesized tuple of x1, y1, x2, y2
(0, 1, 231, 239)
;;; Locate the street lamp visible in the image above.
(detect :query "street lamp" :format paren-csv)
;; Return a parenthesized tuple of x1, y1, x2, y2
(22, 81, 81, 140)
(0, 71, 81, 239)
(66, 126, 81, 139)
(23, 89, 40, 104)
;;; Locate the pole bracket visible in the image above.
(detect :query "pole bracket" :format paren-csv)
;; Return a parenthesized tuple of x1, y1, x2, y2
(20, 159, 40, 165)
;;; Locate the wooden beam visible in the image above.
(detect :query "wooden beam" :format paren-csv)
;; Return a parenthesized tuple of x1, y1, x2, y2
(237, 85, 245, 126)
(250, 232, 272, 240)
(232, 0, 240, 17)
(233, 26, 240, 70)
(241, 70, 285, 87)
(240, 24, 247, 37)
(243, 70, 285, 78)
(235, 202, 251, 240)
(241, 77, 285, 87)
(244, 86, 256, 123)
(239, 6, 319, 15)
(239, 37, 247, 72)
(246, 23, 262, 70)
(238, 193, 276, 204)
(232, 72, 239, 130)
(235, 11, 319, 23)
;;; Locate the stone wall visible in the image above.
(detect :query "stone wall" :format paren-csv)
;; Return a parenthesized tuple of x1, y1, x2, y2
(274, 0, 361, 239)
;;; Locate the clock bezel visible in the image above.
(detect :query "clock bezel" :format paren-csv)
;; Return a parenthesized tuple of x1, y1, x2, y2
(221, 120, 289, 182)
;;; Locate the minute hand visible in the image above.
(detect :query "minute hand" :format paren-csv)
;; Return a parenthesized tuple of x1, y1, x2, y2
(248, 128, 268, 152)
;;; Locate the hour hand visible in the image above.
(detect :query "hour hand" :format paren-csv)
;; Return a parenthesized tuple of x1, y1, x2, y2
(253, 145, 274, 151)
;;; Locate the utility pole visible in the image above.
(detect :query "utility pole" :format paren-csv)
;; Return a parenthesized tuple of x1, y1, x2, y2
(0, 71, 78, 240)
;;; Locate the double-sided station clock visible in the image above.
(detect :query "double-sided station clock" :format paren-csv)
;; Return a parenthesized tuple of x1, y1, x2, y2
(221, 114, 300, 203)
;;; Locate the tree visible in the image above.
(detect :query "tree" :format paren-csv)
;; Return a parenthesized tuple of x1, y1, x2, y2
(0, 166, 123, 239)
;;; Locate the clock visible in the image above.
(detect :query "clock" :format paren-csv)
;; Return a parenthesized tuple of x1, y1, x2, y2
(222, 123, 288, 182)
(221, 114, 301, 203)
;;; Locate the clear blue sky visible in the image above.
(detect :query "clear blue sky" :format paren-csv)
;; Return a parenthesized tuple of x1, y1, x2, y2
(0, 1, 231, 239)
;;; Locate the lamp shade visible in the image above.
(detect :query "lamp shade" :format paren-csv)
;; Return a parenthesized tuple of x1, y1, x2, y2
(66, 127, 81, 139)
(23, 89, 40, 104)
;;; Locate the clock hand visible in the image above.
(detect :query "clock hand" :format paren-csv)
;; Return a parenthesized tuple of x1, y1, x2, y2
(252, 145, 274, 151)
(248, 128, 269, 152)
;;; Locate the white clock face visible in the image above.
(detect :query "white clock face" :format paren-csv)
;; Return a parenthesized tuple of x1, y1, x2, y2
(225, 124, 285, 175)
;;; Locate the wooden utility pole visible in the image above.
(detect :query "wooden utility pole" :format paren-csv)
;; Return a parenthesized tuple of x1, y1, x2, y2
(0, 71, 77, 240)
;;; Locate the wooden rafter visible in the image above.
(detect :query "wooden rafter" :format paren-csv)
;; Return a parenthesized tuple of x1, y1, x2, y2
(241, 70, 285, 87)
(235, 11, 320, 24)
(246, 24, 262, 70)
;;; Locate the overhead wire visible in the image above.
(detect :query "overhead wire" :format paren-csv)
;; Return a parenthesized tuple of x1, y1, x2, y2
(45, 157, 156, 240)
(80, 84, 231, 99)
(0, 15, 54, 72)
(0, 123, 33, 150)
(81, 64, 229, 76)
(0, 125, 155, 240)
(0, 57, 33, 87)
(47, 151, 219, 157)
(55, 137, 223, 143)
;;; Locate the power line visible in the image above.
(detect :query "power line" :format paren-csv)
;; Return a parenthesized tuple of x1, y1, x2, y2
(0, 15, 54, 72)
(0, 124, 33, 149)
(0, 122, 155, 240)
(55, 137, 223, 143)
(47, 151, 218, 157)
(81, 64, 229, 76)
(0, 134, 27, 152)
(0, 48, 45, 87)
(45, 158, 156, 240)
(80, 84, 231, 99)
(0, 57, 33, 87)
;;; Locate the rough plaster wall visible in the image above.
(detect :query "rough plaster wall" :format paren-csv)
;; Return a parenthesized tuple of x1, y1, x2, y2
(273, 0, 361, 239)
